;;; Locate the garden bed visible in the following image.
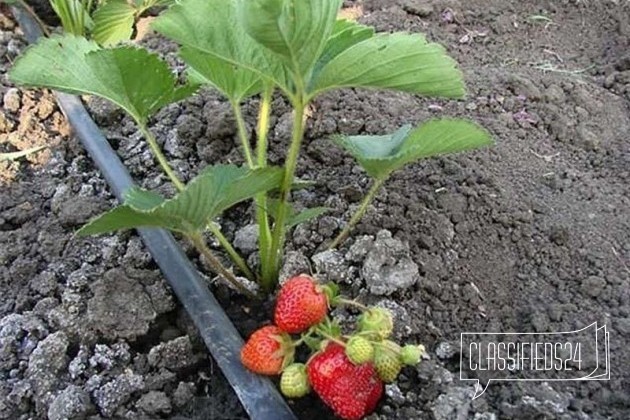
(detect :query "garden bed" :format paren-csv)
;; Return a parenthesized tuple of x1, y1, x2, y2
(1, 0, 629, 419)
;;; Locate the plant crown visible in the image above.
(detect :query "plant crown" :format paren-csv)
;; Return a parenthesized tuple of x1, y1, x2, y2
(10, 0, 493, 294)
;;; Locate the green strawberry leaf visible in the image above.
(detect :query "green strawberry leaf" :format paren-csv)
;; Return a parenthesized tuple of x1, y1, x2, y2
(78, 205, 176, 235)
(92, 0, 136, 46)
(266, 199, 328, 228)
(303, 335, 324, 352)
(78, 165, 284, 236)
(308, 33, 466, 99)
(153, 0, 289, 94)
(123, 187, 165, 210)
(266, 179, 317, 198)
(334, 119, 493, 180)
(180, 46, 263, 102)
(49, 0, 93, 35)
(312, 19, 374, 77)
(289, 207, 330, 228)
(289, 179, 317, 191)
(9, 34, 194, 124)
(241, 0, 342, 82)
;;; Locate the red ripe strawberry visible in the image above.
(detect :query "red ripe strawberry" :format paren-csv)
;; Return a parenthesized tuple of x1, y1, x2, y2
(240, 326, 293, 375)
(275, 275, 328, 333)
(307, 343, 383, 420)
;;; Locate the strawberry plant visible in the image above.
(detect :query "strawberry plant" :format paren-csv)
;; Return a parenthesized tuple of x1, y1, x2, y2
(49, 0, 95, 36)
(9, 0, 492, 295)
(14, 0, 175, 45)
(91, 0, 176, 46)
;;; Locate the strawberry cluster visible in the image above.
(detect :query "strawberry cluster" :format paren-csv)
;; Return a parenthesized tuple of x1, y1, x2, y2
(240, 275, 425, 420)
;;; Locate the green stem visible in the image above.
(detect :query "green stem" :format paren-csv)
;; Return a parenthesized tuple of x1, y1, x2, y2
(231, 101, 255, 168)
(316, 330, 346, 347)
(264, 99, 306, 288)
(328, 178, 385, 249)
(256, 86, 274, 285)
(137, 125, 253, 282)
(188, 233, 258, 300)
(227, 91, 275, 284)
(139, 124, 185, 191)
(334, 298, 370, 312)
(256, 87, 273, 168)
(207, 222, 256, 282)
(293, 328, 315, 347)
(383, 340, 402, 353)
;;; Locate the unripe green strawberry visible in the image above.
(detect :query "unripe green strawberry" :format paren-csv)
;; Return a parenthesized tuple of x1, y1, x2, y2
(345, 336, 374, 365)
(400, 344, 425, 366)
(358, 308, 394, 339)
(374, 342, 402, 383)
(280, 363, 310, 398)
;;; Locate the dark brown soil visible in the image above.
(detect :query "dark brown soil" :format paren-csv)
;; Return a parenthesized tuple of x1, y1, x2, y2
(1, 0, 629, 419)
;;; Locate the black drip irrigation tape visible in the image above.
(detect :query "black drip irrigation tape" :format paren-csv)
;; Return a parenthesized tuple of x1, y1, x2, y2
(11, 7, 297, 420)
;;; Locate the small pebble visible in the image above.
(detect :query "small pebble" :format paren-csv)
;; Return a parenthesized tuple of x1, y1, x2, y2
(3, 88, 21, 113)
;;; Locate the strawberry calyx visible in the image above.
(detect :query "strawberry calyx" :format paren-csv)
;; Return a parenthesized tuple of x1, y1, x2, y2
(314, 317, 345, 346)
(270, 330, 297, 370)
(319, 282, 340, 306)
(329, 295, 371, 311)
(357, 307, 394, 339)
